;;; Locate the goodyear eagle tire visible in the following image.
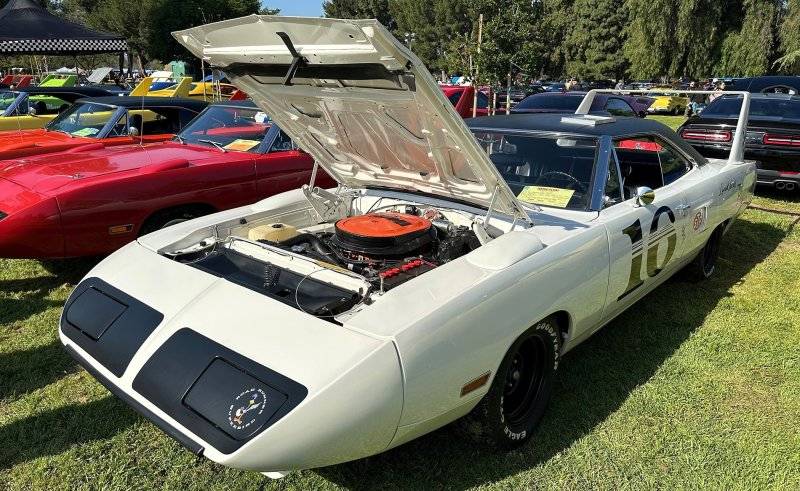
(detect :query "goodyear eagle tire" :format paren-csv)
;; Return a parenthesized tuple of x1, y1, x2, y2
(462, 317, 561, 449)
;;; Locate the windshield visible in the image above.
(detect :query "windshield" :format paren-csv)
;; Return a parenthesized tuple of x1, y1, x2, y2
(701, 95, 800, 121)
(514, 95, 581, 111)
(0, 91, 18, 112)
(46, 102, 117, 137)
(473, 131, 598, 210)
(177, 106, 272, 152)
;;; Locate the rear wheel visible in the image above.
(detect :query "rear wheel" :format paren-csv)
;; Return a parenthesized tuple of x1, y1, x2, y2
(462, 317, 561, 449)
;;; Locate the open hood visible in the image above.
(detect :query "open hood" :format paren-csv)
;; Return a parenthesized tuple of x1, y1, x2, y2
(173, 16, 528, 220)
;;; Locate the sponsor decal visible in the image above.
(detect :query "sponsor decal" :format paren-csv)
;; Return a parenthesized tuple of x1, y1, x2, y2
(692, 206, 708, 233)
(228, 387, 268, 431)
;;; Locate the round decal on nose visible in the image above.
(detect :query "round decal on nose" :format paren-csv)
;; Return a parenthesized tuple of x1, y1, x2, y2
(228, 387, 268, 431)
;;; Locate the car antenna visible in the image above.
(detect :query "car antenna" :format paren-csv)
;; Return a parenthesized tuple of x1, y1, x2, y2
(276, 32, 307, 86)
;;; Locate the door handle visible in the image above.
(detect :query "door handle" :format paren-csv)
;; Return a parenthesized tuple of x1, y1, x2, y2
(675, 204, 691, 217)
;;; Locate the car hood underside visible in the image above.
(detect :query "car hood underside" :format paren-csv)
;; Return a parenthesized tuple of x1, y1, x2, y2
(173, 15, 528, 220)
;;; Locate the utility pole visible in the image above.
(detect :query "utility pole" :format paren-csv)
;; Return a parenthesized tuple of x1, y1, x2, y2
(472, 13, 483, 118)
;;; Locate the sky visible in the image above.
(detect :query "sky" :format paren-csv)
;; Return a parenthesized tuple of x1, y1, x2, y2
(263, 0, 324, 17)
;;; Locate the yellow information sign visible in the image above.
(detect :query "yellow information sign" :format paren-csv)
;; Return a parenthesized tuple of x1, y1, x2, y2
(223, 139, 261, 152)
(517, 186, 575, 208)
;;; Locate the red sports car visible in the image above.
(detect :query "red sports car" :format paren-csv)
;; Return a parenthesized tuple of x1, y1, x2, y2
(0, 96, 207, 160)
(0, 101, 330, 259)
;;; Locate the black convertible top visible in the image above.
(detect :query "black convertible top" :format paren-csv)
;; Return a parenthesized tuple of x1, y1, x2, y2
(18, 86, 114, 98)
(466, 113, 708, 163)
(76, 96, 209, 112)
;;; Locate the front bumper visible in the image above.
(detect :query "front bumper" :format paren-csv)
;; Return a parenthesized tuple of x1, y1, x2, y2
(58, 243, 404, 471)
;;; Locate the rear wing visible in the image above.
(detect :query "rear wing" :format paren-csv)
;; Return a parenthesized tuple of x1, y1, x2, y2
(576, 89, 751, 165)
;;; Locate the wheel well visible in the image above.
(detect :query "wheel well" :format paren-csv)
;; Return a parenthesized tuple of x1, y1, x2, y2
(138, 203, 217, 236)
(550, 310, 571, 340)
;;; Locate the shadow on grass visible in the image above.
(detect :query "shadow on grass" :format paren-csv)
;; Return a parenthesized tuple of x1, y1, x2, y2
(0, 259, 93, 325)
(314, 216, 788, 489)
(0, 340, 78, 400)
(0, 396, 139, 470)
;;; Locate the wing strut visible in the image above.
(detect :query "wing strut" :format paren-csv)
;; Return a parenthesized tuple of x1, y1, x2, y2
(276, 32, 307, 86)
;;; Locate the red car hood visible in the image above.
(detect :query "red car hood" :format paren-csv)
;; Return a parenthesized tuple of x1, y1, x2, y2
(0, 142, 222, 194)
(0, 129, 79, 151)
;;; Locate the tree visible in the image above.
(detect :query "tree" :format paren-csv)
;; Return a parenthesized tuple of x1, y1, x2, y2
(323, 0, 393, 28)
(624, 0, 676, 79)
(776, 0, 800, 72)
(146, 0, 262, 63)
(716, 0, 781, 76)
(389, 0, 472, 74)
(472, 0, 548, 84)
(564, 0, 626, 80)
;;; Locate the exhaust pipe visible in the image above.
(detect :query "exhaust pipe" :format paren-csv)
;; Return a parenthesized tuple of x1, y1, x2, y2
(774, 180, 797, 191)
(776, 181, 786, 190)
(786, 182, 796, 191)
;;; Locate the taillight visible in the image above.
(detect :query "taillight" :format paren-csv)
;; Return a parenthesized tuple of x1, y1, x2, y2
(680, 128, 732, 142)
(762, 133, 800, 147)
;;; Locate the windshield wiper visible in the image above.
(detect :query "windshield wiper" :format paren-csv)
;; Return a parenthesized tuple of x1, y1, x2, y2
(197, 139, 227, 152)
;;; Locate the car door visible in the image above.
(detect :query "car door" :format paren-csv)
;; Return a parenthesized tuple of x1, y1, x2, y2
(600, 136, 692, 316)
(254, 128, 316, 197)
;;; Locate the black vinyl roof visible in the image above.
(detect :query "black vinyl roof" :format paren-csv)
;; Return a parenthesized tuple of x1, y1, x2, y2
(76, 96, 209, 111)
(0, 0, 127, 54)
(467, 113, 708, 162)
(18, 86, 114, 97)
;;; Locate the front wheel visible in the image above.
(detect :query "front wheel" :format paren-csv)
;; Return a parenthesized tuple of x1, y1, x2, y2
(462, 318, 561, 449)
(685, 225, 724, 281)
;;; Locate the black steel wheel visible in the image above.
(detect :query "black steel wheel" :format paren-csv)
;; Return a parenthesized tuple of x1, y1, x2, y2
(461, 317, 561, 449)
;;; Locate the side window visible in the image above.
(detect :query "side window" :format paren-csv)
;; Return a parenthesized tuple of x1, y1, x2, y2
(109, 112, 129, 136)
(447, 91, 462, 106)
(614, 136, 690, 195)
(476, 91, 489, 109)
(657, 139, 691, 185)
(269, 130, 295, 153)
(605, 98, 635, 117)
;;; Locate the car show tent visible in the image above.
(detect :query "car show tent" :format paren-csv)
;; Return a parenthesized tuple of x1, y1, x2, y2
(0, 0, 127, 55)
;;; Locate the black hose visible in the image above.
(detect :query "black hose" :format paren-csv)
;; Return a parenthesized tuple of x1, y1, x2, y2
(278, 233, 337, 257)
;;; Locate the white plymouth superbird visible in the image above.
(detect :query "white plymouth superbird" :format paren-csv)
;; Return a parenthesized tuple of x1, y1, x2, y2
(59, 16, 755, 476)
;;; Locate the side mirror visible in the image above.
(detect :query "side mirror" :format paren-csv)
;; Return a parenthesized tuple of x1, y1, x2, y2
(635, 186, 655, 206)
(128, 126, 140, 137)
(28, 107, 37, 116)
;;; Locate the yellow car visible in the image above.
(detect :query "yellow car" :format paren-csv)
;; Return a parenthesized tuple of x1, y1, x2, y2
(148, 80, 239, 100)
(646, 88, 689, 115)
(0, 86, 114, 131)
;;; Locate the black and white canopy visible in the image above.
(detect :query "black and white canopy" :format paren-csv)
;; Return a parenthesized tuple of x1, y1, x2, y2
(0, 0, 128, 55)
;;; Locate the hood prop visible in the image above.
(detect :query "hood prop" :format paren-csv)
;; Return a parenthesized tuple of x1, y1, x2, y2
(276, 32, 308, 86)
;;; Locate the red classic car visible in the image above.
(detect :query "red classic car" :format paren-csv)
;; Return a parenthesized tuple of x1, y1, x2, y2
(0, 96, 207, 160)
(0, 101, 330, 259)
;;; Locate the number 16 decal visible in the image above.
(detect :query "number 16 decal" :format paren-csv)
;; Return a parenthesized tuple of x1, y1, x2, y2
(618, 206, 676, 300)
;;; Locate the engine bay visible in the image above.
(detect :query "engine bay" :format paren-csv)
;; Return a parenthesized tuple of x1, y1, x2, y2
(161, 192, 517, 322)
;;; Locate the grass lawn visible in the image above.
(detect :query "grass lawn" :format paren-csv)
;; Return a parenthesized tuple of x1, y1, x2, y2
(2, 132, 800, 487)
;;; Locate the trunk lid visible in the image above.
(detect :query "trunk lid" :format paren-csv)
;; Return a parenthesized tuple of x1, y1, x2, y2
(173, 15, 528, 220)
